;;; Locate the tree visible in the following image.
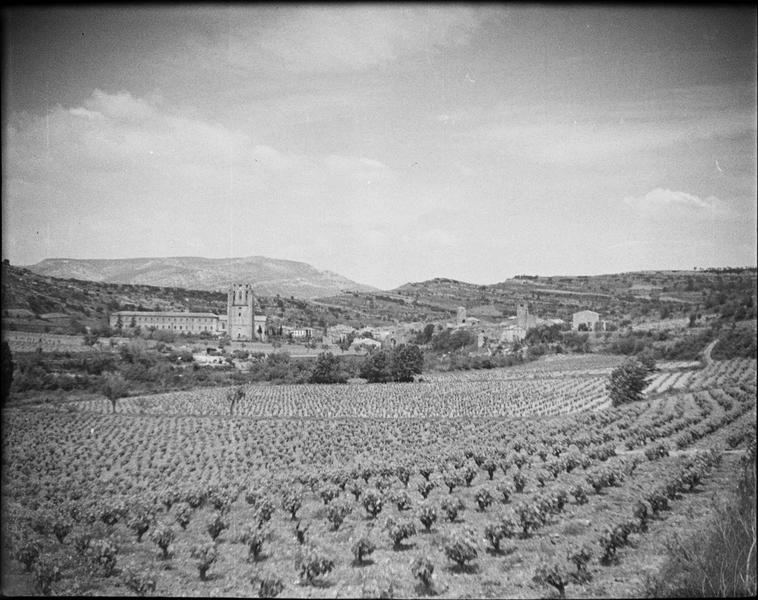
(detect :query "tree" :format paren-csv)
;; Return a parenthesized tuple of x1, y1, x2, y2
(101, 372, 129, 413)
(226, 386, 245, 415)
(607, 358, 650, 406)
(309, 352, 347, 384)
(360, 349, 392, 383)
(390, 344, 423, 382)
(336, 332, 356, 353)
(1, 341, 13, 404)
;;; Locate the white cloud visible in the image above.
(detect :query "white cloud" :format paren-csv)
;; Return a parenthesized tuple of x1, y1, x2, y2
(250, 6, 484, 72)
(623, 188, 734, 218)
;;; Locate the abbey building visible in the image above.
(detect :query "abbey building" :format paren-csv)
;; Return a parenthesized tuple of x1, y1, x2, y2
(109, 283, 266, 341)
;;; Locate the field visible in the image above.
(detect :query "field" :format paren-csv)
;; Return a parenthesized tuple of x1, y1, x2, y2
(1, 353, 755, 597)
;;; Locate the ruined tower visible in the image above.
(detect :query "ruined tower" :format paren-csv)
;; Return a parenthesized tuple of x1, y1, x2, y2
(227, 283, 255, 341)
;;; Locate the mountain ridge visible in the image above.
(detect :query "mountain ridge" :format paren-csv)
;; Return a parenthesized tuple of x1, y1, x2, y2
(22, 256, 378, 299)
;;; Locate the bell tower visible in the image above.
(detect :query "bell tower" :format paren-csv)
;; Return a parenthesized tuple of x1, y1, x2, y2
(227, 283, 255, 340)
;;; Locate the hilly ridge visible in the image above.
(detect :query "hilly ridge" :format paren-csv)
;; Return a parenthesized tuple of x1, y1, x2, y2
(23, 256, 378, 299)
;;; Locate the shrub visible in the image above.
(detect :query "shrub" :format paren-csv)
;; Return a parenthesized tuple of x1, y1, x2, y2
(393, 490, 413, 511)
(122, 567, 157, 596)
(515, 501, 542, 537)
(296, 546, 335, 585)
(444, 531, 478, 567)
(441, 497, 465, 522)
(127, 509, 152, 542)
(282, 490, 303, 520)
(419, 505, 438, 531)
(352, 535, 376, 564)
(411, 555, 435, 589)
(443, 471, 463, 494)
(255, 498, 276, 528)
(206, 513, 229, 541)
(533, 558, 571, 599)
(88, 538, 118, 577)
(497, 482, 513, 504)
(52, 518, 72, 544)
(349, 480, 363, 501)
(253, 574, 285, 598)
(363, 490, 383, 518)
(395, 465, 411, 487)
(319, 483, 340, 505)
(326, 499, 353, 530)
(535, 469, 551, 487)
(633, 500, 651, 532)
(417, 480, 435, 499)
(173, 502, 193, 530)
(385, 517, 416, 548)
(72, 533, 91, 556)
(32, 556, 61, 595)
(294, 520, 309, 545)
(190, 542, 218, 580)
(418, 464, 434, 481)
(15, 541, 40, 571)
(512, 470, 527, 493)
(475, 488, 494, 511)
(150, 525, 175, 559)
(567, 542, 593, 583)
(241, 524, 268, 561)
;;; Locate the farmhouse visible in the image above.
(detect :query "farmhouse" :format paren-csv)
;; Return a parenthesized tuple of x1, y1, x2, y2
(109, 283, 267, 341)
(572, 309, 600, 331)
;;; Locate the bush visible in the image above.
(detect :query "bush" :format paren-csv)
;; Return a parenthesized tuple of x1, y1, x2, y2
(190, 542, 218, 580)
(253, 574, 285, 598)
(444, 531, 478, 567)
(418, 505, 437, 531)
(32, 556, 61, 595)
(173, 502, 193, 530)
(15, 541, 40, 571)
(440, 497, 465, 522)
(326, 499, 353, 530)
(241, 524, 268, 561)
(122, 567, 157, 596)
(352, 535, 376, 564)
(127, 510, 152, 542)
(533, 558, 571, 598)
(296, 546, 334, 585)
(475, 488, 494, 511)
(411, 555, 435, 589)
(281, 490, 303, 520)
(362, 490, 383, 518)
(608, 358, 650, 406)
(150, 525, 175, 559)
(385, 517, 416, 548)
(206, 513, 229, 541)
(417, 479, 435, 499)
(484, 517, 517, 552)
(88, 538, 118, 577)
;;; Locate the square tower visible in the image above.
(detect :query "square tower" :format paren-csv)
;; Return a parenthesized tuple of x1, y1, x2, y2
(227, 283, 255, 340)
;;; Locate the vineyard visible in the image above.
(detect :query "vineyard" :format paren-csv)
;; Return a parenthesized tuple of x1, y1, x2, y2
(1, 355, 755, 597)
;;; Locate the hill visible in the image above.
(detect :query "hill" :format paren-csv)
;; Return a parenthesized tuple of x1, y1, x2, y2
(0, 262, 374, 336)
(23, 256, 378, 299)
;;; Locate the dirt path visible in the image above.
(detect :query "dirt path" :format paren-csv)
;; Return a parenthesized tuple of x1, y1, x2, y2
(703, 339, 719, 365)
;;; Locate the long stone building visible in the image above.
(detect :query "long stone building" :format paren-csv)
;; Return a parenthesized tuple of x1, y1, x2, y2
(109, 283, 266, 341)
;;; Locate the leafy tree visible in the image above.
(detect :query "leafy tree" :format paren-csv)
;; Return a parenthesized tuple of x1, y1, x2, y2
(607, 357, 650, 406)
(360, 349, 392, 383)
(1, 341, 13, 404)
(390, 344, 423, 382)
(101, 371, 129, 413)
(309, 352, 347, 384)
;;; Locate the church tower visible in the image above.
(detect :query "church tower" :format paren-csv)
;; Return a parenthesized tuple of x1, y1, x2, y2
(227, 283, 255, 340)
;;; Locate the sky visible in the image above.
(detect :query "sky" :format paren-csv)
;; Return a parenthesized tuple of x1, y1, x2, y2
(2, 5, 756, 290)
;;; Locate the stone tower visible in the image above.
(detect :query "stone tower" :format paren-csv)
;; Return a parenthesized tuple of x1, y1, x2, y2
(227, 283, 255, 340)
(517, 302, 532, 330)
(456, 306, 467, 326)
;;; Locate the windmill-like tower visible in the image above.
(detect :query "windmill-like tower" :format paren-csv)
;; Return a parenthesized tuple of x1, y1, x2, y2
(227, 283, 255, 340)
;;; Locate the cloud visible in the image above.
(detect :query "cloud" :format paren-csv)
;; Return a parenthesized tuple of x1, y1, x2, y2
(463, 84, 756, 167)
(251, 6, 484, 72)
(4, 89, 400, 264)
(623, 188, 735, 218)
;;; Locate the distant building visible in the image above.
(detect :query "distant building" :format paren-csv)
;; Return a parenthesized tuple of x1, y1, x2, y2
(517, 303, 537, 330)
(456, 306, 467, 326)
(572, 310, 600, 331)
(109, 282, 266, 340)
(500, 324, 527, 343)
